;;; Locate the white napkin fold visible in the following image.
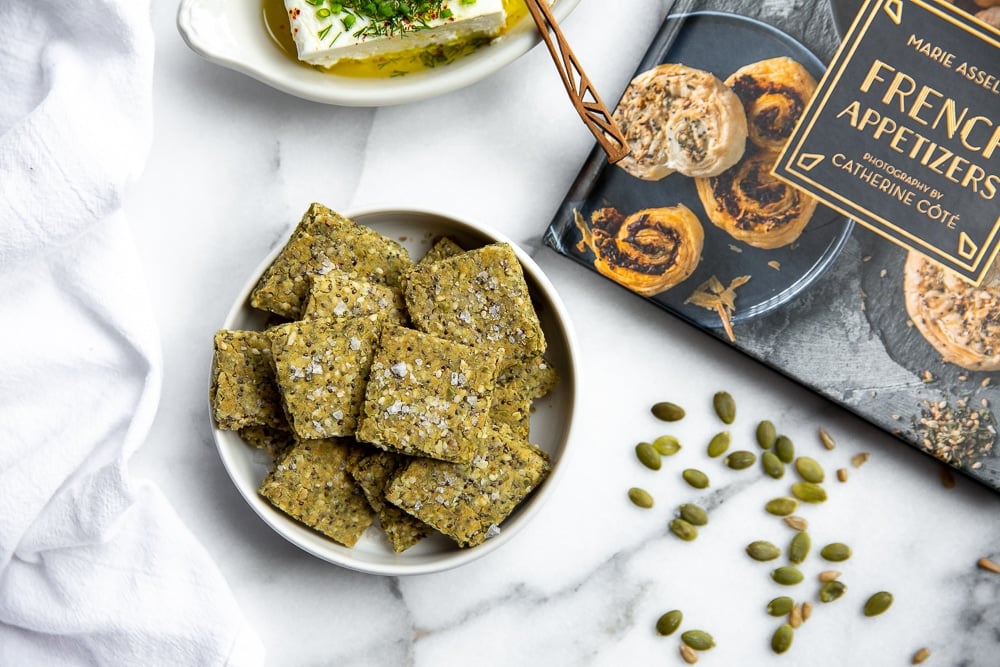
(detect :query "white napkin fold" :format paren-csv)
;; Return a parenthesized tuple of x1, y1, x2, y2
(0, 1, 264, 664)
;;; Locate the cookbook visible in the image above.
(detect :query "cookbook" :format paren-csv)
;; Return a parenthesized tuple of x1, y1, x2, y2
(544, 0, 1000, 489)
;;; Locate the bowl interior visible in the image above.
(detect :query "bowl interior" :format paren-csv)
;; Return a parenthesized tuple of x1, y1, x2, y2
(214, 207, 577, 575)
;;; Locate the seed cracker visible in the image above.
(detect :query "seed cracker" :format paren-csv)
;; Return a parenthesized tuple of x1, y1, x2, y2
(356, 325, 501, 463)
(346, 448, 429, 553)
(301, 272, 406, 325)
(418, 236, 465, 265)
(268, 315, 383, 440)
(258, 437, 374, 547)
(210, 329, 285, 430)
(384, 423, 551, 548)
(489, 383, 532, 441)
(496, 354, 559, 400)
(238, 424, 296, 457)
(250, 203, 412, 318)
(402, 243, 546, 365)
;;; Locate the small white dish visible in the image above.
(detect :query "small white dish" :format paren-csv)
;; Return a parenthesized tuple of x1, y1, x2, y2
(213, 207, 578, 575)
(177, 0, 580, 107)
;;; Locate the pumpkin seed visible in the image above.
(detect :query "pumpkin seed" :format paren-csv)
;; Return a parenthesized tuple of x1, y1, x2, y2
(682, 468, 710, 489)
(679, 643, 698, 664)
(818, 427, 836, 450)
(820, 542, 852, 562)
(679, 503, 709, 526)
(863, 591, 893, 617)
(761, 451, 785, 479)
(801, 601, 813, 621)
(635, 442, 662, 470)
(628, 487, 654, 508)
(775, 435, 795, 463)
(789, 604, 803, 628)
(724, 450, 756, 470)
(713, 391, 736, 424)
(655, 609, 683, 636)
(819, 579, 847, 602)
(680, 630, 715, 651)
(767, 596, 794, 616)
(771, 624, 794, 654)
(912, 647, 931, 664)
(653, 435, 681, 456)
(794, 456, 825, 483)
(706, 431, 731, 458)
(670, 518, 699, 541)
(746, 540, 782, 561)
(788, 531, 811, 564)
(652, 401, 685, 422)
(756, 420, 777, 449)
(783, 515, 808, 531)
(791, 481, 828, 503)
(771, 566, 804, 585)
(765, 497, 798, 516)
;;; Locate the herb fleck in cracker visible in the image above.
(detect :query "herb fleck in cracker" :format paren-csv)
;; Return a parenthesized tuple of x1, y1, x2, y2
(385, 424, 550, 548)
(258, 437, 374, 547)
(210, 330, 285, 430)
(357, 325, 501, 463)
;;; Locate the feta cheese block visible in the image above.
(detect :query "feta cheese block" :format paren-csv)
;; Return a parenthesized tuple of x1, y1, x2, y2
(284, 0, 506, 67)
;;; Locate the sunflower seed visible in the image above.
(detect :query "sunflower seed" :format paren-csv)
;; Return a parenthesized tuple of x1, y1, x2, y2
(761, 451, 785, 479)
(801, 601, 813, 621)
(837, 468, 848, 483)
(775, 435, 795, 463)
(680, 630, 715, 651)
(767, 596, 794, 616)
(713, 391, 736, 424)
(788, 531, 811, 564)
(771, 624, 794, 654)
(628, 487, 654, 508)
(707, 431, 731, 458)
(789, 604, 803, 628)
(912, 647, 930, 664)
(747, 540, 782, 561)
(656, 609, 683, 636)
(679, 644, 699, 664)
(682, 468, 710, 489)
(863, 591, 893, 617)
(756, 420, 777, 449)
(791, 482, 827, 503)
(724, 450, 756, 470)
(653, 435, 682, 456)
(636, 442, 662, 470)
(771, 566, 804, 585)
(819, 570, 841, 583)
(652, 402, 685, 421)
(794, 457, 825, 483)
(679, 503, 709, 526)
(852, 452, 870, 467)
(670, 518, 699, 541)
(977, 557, 1000, 574)
(818, 427, 836, 450)
(783, 515, 808, 531)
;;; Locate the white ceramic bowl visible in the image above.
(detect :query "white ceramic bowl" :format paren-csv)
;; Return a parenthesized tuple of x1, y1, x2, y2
(213, 207, 578, 575)
(177, 0, 580, 106)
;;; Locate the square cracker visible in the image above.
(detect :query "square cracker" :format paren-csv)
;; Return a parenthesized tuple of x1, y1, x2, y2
(268, 315, 382, 439)
(356, 325, 501, 464)
(497, 354, 559, 400)
(250, 203, 412, 319)
(418, 236, 464, 265)
(403, 243, 546, 364)
(210, 329, 285, 430)
(258, 437, 374, 547)
(384, 424, 551, 548)
(301, 272, 406, 325)
(347, 449, 429, 553)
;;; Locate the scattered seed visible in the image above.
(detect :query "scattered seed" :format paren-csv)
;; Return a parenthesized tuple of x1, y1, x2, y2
(794, 457, 825, 483)
(771, 566, 804, 585)
(656, 609, 683, 636)
(757, 420, 777, 449)
(864, 591, 893, 616)
(670, 518, 699, 541)
(653, 435, 681, 456)
(940, 467, 956, 488)
(767, 596, 794, 616)
(679, 644, 699, 664)
(788, 531, 811, 564)
(775, 435, 795, 463)
(707, 431, 731, 458)
(724, 450, 757, 470)
(652, 401, 685, 421)
(821, 543, 852, 562)
(628, 487, 654, 508)
(681, 630, 715, 651)
(682, 468, 710, 489)
(765, 497, 798, 516)
(747, 540, 782, 561)
(837, 468, 848, 483)
(912, 647, 930, 664)
(791, 481, 828, 503)
(679, 503, 709, 526)
(977, 557, 1000, 574)
(761, 451, 785, 479)
(818, 427, 836, 450)
(636, 442, 662, 470)
(852, 452, 870, 467)
(789, 604, 803, 628)
(713, 391, 736, 424)
(783, 515, 808, 531)
(801, 601, 813, 621)
(819, 570, 841, 583)
(819, 579, 847, 602)
(771, 624, 794, 654)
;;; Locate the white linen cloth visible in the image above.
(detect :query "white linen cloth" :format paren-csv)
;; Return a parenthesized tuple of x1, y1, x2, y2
(0, 1, 264, 664)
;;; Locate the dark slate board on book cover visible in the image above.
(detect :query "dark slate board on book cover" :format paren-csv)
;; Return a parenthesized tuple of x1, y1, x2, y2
(544, 0, 1000, 490)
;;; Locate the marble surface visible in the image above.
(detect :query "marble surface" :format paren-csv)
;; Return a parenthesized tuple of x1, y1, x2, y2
(125, 0, 1000, 664)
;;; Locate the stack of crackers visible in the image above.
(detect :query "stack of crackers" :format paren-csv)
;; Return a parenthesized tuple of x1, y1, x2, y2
(210, 204, 558, 551)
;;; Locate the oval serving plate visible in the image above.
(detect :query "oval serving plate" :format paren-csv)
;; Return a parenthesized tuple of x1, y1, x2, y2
(177, 0, 580, 106)
(213, 207, 579, 575)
